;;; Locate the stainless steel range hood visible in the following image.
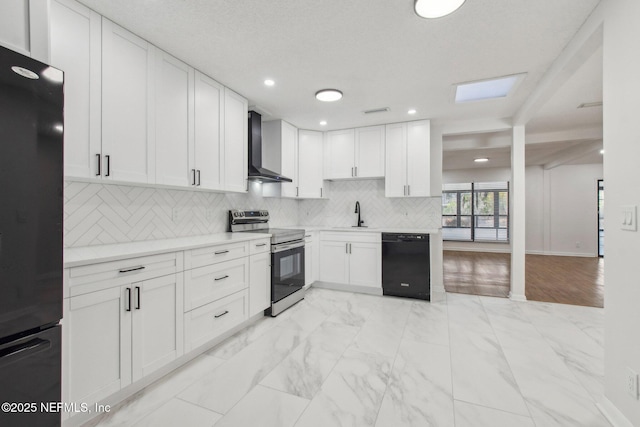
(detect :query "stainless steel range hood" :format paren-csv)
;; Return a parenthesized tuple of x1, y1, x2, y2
(248, 111, 292, 183)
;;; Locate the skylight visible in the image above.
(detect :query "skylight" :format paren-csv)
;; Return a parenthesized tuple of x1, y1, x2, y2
(455, 74, 524, 103)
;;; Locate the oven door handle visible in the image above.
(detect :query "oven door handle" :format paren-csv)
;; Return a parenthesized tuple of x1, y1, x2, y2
(272, 240, 305, 254)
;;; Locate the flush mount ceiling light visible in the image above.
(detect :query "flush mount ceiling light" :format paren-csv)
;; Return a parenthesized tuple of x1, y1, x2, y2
(11, 66, 39, 80)
(408, 109, 417, 115)
(455, 73, 526, 103)
(414, 0, 466, 18)
(264, 79, 275, 87)
(474, 157, 489, 163)
(600, 149, 605, 154)
(319, 120, 327, 126)
(315, 89, 343, 102)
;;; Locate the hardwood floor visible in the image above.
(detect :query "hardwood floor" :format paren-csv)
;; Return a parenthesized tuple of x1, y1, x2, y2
(443, 250, 604, 308)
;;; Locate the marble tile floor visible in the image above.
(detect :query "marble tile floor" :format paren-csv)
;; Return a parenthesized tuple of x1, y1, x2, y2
(86, 288, 610, 427)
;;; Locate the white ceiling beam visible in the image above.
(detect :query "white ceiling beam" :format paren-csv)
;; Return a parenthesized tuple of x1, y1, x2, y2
(542, 139, 602, 170)
(513, 4, 604, 126)
(525, 126, 603, 145)
(436, 118, 513, 136)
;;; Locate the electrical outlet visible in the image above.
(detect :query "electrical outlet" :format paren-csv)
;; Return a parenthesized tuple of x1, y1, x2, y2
(575, 241, 582, 248)
(627, 367, 639, 399)
(172, 207, 181, 222)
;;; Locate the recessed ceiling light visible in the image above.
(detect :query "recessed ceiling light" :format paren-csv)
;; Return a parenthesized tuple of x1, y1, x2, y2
(320, 120, 327, 126)
(264, 79, 275, 87)
(474, 157, 489, 163)
(315, 89, 343, 102)
(11, 66, 39, 80)
(54, 123, 63, 133)
(455, 73, 525, 103)
(414, 0, 466, 19)
(600, 149, 605, 154)
(408, 109, 417, 115)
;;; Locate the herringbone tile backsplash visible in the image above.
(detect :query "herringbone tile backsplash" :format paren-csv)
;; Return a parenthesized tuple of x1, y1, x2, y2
(64, 179, 441, 247)
(299, 180, 441, 229)
(63, 181, 298, 247)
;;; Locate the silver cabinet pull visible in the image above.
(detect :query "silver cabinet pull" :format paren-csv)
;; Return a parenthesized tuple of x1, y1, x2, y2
(135, 286, 141, 309)
(119, 266, 145, 273)
(296, 187, 299, 197)
(214, 275, 229, 281)
(320, 187, 323, 198)
(192, 169, 196, 185)
(345, 243, 348, 253)
(105, 155, 111, 177)
(96, 154, 101, 176)
(197, 170, 201, 186)
(214, 310, 229, 318)
(214, 250, 229, 255)
(355, 166, 358, 176)
(407, 185, 410, 196)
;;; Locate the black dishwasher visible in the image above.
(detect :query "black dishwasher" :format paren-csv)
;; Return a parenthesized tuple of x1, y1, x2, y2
(382, 233, 430, 300)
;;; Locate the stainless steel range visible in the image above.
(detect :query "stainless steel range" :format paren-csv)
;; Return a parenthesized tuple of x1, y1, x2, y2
(229, 210, 305, 316)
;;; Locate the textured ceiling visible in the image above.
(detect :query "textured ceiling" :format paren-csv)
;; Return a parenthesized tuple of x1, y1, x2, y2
(77, 0, 601, 131)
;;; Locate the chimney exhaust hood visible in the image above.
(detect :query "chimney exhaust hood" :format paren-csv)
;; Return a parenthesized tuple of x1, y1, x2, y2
(248, 111, 293, 183)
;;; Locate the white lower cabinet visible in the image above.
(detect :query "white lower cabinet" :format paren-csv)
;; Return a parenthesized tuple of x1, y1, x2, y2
(64, 273, 183, 407)
(64, 286, 130, 407)
(249, 252, 271, 317)
(131, 274, 184, 382)
(319, 232, 381, 289)
(184, 290, 248, 352)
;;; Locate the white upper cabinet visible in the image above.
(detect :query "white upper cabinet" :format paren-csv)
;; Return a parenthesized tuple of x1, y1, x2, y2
(50, 0, 102, 179)
(355, 125, 385, 178)
(385, 120, 430, 197)
(0, 0, 49, 61)
(101, 18, 155, 184)
(193, 71, 223, 191)
(298, 130, 324, 198)
(154, 50, 193, 187)
(324, 126, 385, 180)
(223, 88, 248, 193)
(324, 129, 355, 179)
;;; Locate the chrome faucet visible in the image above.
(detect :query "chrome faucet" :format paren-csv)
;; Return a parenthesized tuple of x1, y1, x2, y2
(354, 201, 365, 227)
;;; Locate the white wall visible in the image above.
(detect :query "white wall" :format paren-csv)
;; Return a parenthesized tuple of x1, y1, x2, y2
(602, 0, 640, 424)
(442, 163, 602, 256)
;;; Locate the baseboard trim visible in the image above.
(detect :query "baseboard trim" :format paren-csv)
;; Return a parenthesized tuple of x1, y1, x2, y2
(312, 281, 382, 296)
(597, 396, 634, 427)
(508, 292, 527, 302)
(444, 248, 598, 257)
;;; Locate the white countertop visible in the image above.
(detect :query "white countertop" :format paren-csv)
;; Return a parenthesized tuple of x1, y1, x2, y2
(64, 232, 271, 268)
(285, 225, 440, 234)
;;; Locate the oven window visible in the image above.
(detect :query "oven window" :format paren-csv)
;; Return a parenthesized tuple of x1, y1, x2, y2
(280, 252, 301, 280)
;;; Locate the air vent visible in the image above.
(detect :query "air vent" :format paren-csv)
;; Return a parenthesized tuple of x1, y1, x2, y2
(577, 101, 603, 109)
(362, 107, 390, 115)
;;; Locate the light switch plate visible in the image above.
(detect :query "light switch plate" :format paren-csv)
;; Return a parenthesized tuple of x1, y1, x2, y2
(621, 205, 637, 231)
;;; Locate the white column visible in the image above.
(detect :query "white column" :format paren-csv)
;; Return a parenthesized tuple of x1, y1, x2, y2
(510, 125, 526, 301)
(430, 126, 445, 302)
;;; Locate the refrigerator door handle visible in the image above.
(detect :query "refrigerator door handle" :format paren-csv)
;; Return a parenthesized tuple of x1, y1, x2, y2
(0, 338, 51, 368)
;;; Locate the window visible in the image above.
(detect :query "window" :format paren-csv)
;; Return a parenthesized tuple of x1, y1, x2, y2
(442, 181, 509, 242)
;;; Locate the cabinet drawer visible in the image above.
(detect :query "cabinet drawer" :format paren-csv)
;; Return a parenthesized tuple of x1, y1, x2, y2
(249, 238, 270, 255)
(184, 290, 248, 352)
(184, 257, 249, 311)
(320, 231, 381, 244)
(184, 241, 249, 270)
(68, 252, 181, 297)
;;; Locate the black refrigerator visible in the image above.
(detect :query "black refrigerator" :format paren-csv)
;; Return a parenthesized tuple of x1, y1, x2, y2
(0, 45, 63, 427)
